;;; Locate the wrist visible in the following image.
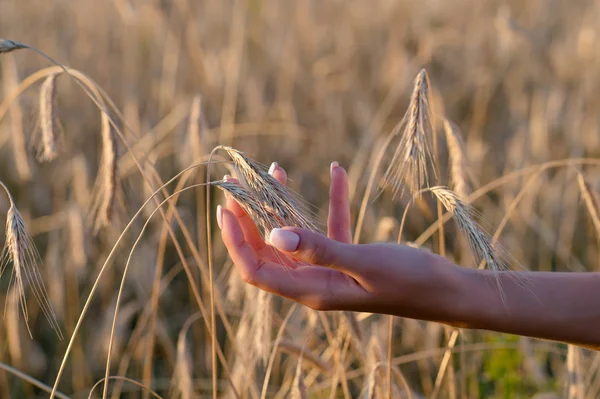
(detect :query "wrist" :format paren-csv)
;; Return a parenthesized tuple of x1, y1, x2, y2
(374, 250, 469, 325)
(423, 255, 472, 326)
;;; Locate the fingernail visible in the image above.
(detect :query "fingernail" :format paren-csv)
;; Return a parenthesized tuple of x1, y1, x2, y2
(223, 174, 231, 182)
(269, 228, 300, 252)
(216, 205, 223, 229)
(330, 161, 339, 178)
(268, 162, 278, 175)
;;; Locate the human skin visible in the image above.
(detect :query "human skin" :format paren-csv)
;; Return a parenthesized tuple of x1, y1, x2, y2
(218, 162, 600, 350)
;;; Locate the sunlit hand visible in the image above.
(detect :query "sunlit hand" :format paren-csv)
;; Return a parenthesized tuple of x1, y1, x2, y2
(218, 162, 600, 349)
(217, 162, 458, 319)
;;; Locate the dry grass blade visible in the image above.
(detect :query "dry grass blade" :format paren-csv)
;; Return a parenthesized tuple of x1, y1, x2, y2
(0, 39, 26, 54)
(37, 73, 62, 162)
(222, 147, 320, 232)
(0, 182, 63, 339)
(381, 69, 436, 198)
(443, 118, 470, 198)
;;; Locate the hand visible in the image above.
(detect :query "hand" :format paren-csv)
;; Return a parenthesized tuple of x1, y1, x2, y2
(218, 162, 600, 348)
(217, 162, 460, 321)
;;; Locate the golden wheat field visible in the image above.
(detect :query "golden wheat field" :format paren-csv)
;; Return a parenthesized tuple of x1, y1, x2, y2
(1, 0, 600, 398)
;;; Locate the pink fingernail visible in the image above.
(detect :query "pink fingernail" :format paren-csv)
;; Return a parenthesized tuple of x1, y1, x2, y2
(330, 161, 339, 178)
(268, 162, 278, 175)
(216, 205, 223, 229)
(269, 228, 300, 252)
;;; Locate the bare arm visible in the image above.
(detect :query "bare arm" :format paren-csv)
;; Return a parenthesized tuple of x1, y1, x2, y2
(218, 162, 600, 349)
(455, 268, 600, 349)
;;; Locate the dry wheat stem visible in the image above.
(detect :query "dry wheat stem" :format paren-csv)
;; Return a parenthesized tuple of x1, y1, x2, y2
(103, 180, 241, 399)
(291, 354, 308, 399)
(174, 312, 204, 399)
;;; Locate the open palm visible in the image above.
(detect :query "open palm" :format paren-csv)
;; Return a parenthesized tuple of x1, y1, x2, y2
(218, 163, 369, 310)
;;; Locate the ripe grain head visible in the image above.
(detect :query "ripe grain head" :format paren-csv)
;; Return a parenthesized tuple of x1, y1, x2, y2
(92, 112, 118, 233)
(381, 69, 436, 198)
(222, 147, 321, 232)
(0, 39, 26, 54)
(0, 186, 63, 339)
(443, 118, 470, 198)
(37, 73, 62, 162)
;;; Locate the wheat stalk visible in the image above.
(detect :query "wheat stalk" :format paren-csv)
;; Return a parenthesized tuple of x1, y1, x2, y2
(381, 69, 436, 198)
(222, 147, 320, 232)
(291, 356, 307, 399)
(37, 73, 61, 162)
(0, 181, 62, 339)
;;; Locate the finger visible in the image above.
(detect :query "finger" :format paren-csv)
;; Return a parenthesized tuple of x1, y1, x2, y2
(268, 162, 287, 185)
(267, 227, 366, 279)
(220, 207, 356, 305)
(223, 175, 266, 250)
(328, 162, 352, 244)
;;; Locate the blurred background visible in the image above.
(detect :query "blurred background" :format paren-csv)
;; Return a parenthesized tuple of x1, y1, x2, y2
(1, 0, 600, 397)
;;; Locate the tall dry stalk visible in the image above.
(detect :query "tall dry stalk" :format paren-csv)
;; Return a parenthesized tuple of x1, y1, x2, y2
(291, 356, 307, 399)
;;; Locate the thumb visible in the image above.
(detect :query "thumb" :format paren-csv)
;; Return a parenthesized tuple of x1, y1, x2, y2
(268, 227, 360, 273)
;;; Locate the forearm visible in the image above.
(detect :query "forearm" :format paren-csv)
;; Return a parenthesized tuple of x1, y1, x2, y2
(450, 268, 600, 348)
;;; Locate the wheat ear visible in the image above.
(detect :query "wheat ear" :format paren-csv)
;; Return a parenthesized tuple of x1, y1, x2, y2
(93, 111, 118, 232)
(0, 181, 63, 338)
(381, 69, 436, 198)
(37, 73, 61, 162)
(443, 118, 470, 198)
(0, 39, 26, 54)
(222, 146, 320, 232)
